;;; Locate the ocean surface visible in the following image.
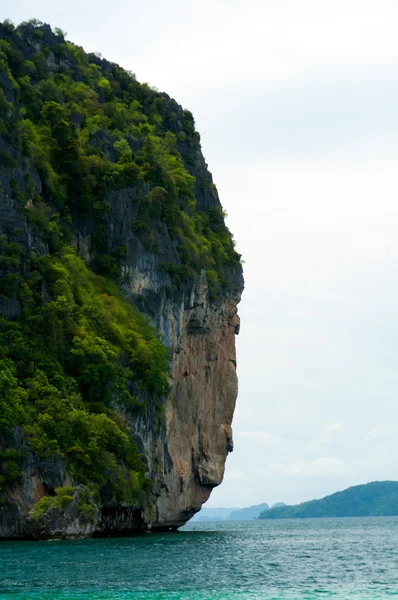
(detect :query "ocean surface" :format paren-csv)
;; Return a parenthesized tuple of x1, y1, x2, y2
(1, 517, 398, 599)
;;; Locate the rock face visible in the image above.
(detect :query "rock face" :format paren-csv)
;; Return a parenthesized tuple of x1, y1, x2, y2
(153, 289, 241, 528)
(0, 21, 243, 538)
(0, 207, 242, 538)
(88, 223, 242, 535)
(92, 187, 242, 532)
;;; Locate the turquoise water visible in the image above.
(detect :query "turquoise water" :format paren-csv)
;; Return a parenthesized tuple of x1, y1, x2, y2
(1, 518, 398, 599)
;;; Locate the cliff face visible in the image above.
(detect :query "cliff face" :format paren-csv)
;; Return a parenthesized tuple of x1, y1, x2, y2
(0, 21, 243, 538)
(120, 266, 241, 532)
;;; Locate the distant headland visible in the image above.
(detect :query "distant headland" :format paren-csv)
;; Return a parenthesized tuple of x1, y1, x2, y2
(258, 481, 398, 519)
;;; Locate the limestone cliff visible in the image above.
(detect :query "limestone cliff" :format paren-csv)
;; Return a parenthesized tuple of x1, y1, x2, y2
(0, 20, 243, 538)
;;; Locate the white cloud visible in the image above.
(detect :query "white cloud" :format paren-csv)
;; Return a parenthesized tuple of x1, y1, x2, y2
(271, 457, 350, 477)
(237, 431, 283, 444)
(318, 421, 346, 443)
(143, 0, 398, 90)
(224, 470, 249, 482)
(367, 426, 385, 439)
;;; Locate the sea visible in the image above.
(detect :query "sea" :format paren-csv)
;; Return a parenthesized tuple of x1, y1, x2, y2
(1, 517, 398, 599)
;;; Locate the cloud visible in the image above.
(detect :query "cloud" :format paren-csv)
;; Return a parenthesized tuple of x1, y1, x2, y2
(237, 431, 283, 444)
(224, 470, 249, 481)
(206, 483, 255, 508)
(318, 421, 346, 443)
(271, 457, 350, 476)
(122, 0, 398, 91)
(367, 425, 385, 439)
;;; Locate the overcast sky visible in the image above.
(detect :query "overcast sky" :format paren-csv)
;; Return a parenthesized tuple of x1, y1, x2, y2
(3, 0, 398, 507)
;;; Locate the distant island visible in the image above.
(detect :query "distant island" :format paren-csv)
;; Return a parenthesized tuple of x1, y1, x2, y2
(226, 503, 270, 521)
(258, 481, 398, 519)
(191, 502, 285, 522)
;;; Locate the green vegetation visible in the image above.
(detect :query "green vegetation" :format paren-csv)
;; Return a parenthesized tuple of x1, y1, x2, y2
(30, 486, 76, 519)
(0, 246, 167, 503)
(258, 481, 398, 519)
(0, 20, 240, 292)
(30, 485, 99, 524)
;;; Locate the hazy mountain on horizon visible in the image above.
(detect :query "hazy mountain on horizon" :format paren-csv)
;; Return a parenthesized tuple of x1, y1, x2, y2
(226, 503, 270, 520)
(259, 481, 398, 520)
(190, 501, 286, 522)
(190, 507, 240, 521)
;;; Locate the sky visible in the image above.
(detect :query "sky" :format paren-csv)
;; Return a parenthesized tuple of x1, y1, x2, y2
(2, 0, 398, 507)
